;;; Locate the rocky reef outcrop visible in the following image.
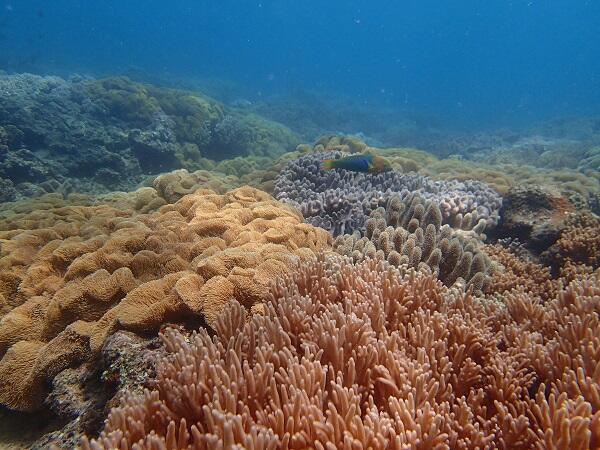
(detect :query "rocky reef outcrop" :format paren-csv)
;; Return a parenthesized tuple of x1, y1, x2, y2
(0, 74, 300, 202)
(274, 151, 502, 236)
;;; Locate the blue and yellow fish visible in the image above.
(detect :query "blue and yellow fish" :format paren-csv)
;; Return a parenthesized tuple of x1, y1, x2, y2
(321, 154, 391, 173)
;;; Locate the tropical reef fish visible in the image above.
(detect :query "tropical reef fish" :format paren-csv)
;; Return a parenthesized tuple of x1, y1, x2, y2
(321, 154, 391, 173)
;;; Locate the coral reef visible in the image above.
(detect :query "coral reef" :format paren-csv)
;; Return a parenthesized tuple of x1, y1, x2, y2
(208, 112, 300, 160)
(83, 255, 600, 449)
(304, 135, 599, 206)
(144, 155, 293, 204)
(495, 185, 578, 254)
(333, 193, 490, 291)
(147, 169, 240, 203)
(484, 244, 559, 302)
(423, 157, 600, 201)
(2, 78, 600, 450)
(0, 177, 17, 203)
(274, 151, 502, 236)
(578, 146, 600, 178)
(0, 187, 330, 412)
(31, 330, 165, 449)
(0, 74, 142, 193)
(89, 78, 301, 162)
(543, 212, 600, 270)
(312, 134, 371, 154)
(481, 136, 588, 169)
(0, 74, 299, 201)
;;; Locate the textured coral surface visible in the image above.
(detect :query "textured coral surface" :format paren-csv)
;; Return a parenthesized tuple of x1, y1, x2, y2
(333, 193, 491, 291)
(83, 256, 600, 450)
(1, 130, 599, 448)
(0, 73, 300, 201)
(0, 187, 330, 411)
(275, 151, 502, 236)
(544, 212, 600, 269)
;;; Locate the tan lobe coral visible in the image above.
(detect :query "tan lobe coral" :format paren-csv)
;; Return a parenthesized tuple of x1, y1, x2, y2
(0, 320, 92, 411)
(0, 186, 330, 411)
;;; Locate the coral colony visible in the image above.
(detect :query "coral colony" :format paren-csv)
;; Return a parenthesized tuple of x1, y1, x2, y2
(0, 74, 598, 449)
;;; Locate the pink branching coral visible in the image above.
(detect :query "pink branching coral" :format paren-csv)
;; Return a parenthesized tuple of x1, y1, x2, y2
(82, 256, 600, 450)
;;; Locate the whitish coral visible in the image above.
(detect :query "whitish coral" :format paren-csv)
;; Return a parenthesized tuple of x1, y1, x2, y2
(275, 151, 502, 236)
(333, 193, 490, 291)
(306, 136, 600, 202)
(0, 187, 330, 411)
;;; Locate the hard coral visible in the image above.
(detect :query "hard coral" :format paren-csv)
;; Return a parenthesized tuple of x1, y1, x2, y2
(83, 256, 600, 450)
(0, 73, 302, 199)
(544, 212, 600, 270)
(333, 193, 490, 292)
(313, 134, 370, 154)
(484, 244, 559, 301)
(85, 77, 162, 127)
(148, 169, 240, 203)
(308, 136, 600, 203)
(275, 151, 502, 236)
(209, 113, 301, 160)
(496, 185, 577, 253)
(0, 187, 330, 411)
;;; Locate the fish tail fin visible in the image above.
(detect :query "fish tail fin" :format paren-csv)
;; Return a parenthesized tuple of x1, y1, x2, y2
(321, 159, 335, 170)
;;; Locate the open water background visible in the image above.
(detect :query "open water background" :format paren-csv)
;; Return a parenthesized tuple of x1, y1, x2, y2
(1, 0, 599, 129)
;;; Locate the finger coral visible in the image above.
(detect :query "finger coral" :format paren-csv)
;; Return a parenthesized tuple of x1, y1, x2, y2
(83, 256, 600, 450)
(333, 193, 490, 292)
(0, 186, 330, 411)
(311, 135, 600, 208)
(274, 151, 502, 236)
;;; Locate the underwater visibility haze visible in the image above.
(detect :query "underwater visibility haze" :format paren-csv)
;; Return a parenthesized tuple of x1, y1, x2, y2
(0, 1, 599, 449)
(2, 0, 600, 126)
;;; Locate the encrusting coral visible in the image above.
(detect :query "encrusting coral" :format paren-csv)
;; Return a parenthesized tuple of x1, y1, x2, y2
(83, 255, 600, 450)
(0, 187, 330, 412)
(543, 212, 600, 270)
(145, 161, 287, 204)
(333, 193, 491, 291)
(147, 169, 241, 203)
(484, 244, 560, 302)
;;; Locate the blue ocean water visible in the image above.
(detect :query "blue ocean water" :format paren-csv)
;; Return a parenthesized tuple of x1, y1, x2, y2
(1, 1, 599, 128)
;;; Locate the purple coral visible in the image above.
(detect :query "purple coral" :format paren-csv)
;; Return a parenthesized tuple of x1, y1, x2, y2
(274, 151, 502, 236)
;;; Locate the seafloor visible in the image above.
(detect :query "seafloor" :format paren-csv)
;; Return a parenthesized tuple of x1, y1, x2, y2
(0, 73, 599, 449)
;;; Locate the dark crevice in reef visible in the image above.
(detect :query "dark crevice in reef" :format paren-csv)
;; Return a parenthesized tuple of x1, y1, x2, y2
(0, 406, 67, 450)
